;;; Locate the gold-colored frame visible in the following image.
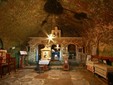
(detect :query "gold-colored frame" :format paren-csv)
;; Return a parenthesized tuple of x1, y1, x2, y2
(41, 50, 51, 60)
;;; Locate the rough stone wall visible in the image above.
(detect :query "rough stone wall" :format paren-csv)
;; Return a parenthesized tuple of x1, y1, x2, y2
(0, 0, 90, 50)
(1, 0, 113, 54)
(0, 0, 47, 49)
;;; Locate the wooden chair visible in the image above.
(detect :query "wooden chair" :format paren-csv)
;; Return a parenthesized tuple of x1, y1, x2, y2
(0, 57, 10, 78)
(6, 54, 16, 72)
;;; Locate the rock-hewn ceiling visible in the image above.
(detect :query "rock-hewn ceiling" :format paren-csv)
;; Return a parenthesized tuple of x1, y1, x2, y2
(0, 0, 113, 49)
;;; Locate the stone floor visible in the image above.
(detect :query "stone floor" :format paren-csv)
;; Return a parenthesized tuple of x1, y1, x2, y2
(0, 66, 108, 85)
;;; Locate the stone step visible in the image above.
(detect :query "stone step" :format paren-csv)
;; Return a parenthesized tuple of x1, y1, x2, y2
(50, 66, 62, 70)
(49, 61, 63, 66)
(23, 65, 36, 69)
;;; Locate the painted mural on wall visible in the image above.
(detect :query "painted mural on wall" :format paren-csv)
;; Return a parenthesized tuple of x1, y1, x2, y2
(28, 47, 36, 64)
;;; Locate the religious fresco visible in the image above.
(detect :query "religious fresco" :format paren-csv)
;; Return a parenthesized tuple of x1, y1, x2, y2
(41, 47, 51, 60)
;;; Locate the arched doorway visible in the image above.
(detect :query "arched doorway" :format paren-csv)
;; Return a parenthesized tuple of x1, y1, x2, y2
(38, 44, 45, 60)
(68, 44, 76, 60)
(51, 44, 60, 60)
